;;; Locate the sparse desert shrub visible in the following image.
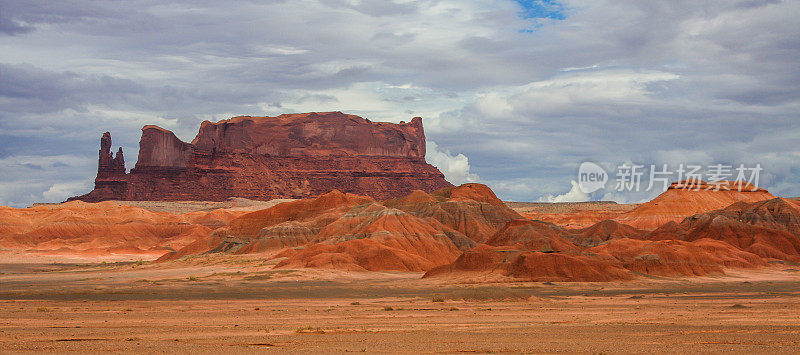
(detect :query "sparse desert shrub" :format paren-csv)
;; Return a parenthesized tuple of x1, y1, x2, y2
(188, 276, 198, 281)
(445, 286, 527, 301)
(431, 297, 445, 303)
(350, 301, 361, 305)
(36, 307, 50, 312)
(295, 326, 325, 334)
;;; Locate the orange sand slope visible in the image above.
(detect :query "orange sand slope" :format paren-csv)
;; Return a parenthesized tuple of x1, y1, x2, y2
(646, 197, 800, 261)
(0, 201, 258, 260)
(163, 184, 512, 270)
(614, 180, 775, 229)
(509, 201, 635, 229)
(426, 182, 793, 282)
(4, 181, 799, 282)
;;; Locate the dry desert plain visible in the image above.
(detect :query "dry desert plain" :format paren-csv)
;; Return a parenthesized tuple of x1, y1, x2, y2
(3, 185, 800, 353)
(1, 258, 800, 353)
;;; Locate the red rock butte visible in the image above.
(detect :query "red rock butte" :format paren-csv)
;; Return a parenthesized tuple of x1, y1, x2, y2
(69, 112, 453, 202)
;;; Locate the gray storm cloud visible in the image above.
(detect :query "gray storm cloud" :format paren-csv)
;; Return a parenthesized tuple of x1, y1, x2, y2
(0, 0, 798, 207)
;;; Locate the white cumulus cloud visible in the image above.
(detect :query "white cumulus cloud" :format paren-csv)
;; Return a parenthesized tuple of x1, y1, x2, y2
(426, 141, 479, 186)
(538, 180, 590, 203)
(42, 181, 93, 203)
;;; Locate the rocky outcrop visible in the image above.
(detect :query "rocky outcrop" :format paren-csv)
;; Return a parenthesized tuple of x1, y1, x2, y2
(97, 132, 126, 178)
(70, 112, 452, 202)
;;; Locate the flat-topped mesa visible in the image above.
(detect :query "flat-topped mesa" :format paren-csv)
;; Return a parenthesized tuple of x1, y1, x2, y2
(191, 112, 426, 159)
(69, 112, 452, 202)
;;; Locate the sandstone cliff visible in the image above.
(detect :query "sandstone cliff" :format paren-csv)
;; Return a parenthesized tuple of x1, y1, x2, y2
(135, 125, 193, 169)
(69, 112, 452, 202)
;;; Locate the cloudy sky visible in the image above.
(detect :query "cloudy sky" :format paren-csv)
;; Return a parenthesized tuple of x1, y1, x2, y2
(1, 0, 798, 207)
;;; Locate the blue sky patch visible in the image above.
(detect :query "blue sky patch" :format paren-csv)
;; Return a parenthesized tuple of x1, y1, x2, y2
(513, 0, 566, 20)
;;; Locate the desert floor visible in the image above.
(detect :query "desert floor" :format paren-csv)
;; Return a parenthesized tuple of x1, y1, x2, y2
(1, 258, 800, 353)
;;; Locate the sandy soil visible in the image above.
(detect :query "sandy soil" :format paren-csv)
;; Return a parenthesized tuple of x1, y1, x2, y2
(2, 258, 800, 353)
(35, 199, 623, 215)
(109, 198, 296, 214)
(505, 201, 638, 214)
(505, 201, 640, 229)
(32, 198, 294, 214)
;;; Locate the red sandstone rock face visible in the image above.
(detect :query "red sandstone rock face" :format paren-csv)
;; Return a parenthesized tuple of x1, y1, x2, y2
(136, 125, 193, 169)
(192, 113, 426, 159)
(69, 112, 452, 202)
(97, 132, 125, 179)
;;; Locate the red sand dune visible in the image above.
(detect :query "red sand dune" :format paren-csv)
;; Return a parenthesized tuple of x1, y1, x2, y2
(615, 180, 775, 229)
(261, 184, 517, 271)
(646, 197, 800, 261)
(486, 219, 579, 254)
(424, 182, 787, 281)
(0, 201, 213, 259)
(590, 238, 764, 277)
(223, 190, 373, 239)
(423, 244, 632, 282)
(155, 235, 223, 262)
(566, 220, 647, 247)
(164, 184, 516, 271)
(157, 191, 378, 260)
(272, 203, 471, 271)
(180, 209, 253, 229)
(7, 181, 799, 282)
(275, 238, 448, 272)
(384, 184, 523, 243)
(519, 210, 627, 229)
(161, 182, 798, 280)
(423, 216, 632, 282)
